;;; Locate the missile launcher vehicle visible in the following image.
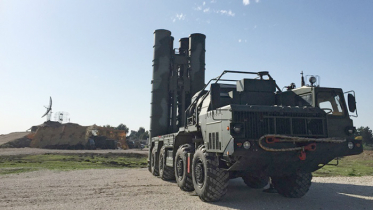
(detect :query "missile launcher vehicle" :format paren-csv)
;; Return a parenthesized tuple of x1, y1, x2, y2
(148, 29, 362, 202)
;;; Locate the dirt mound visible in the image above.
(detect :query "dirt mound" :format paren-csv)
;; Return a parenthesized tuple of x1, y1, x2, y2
(29, 121, 128, 150)
(0, 132, 31, 148)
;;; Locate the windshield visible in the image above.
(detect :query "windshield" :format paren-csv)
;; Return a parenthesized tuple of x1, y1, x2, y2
(317, 91, 345, 116)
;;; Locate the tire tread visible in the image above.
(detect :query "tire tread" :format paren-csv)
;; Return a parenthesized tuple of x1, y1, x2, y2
(272, 172, 312, 198)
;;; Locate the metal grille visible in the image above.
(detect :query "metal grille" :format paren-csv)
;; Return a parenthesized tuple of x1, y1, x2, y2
(208, 132, 221, 150)
(233, 111, 327, 139)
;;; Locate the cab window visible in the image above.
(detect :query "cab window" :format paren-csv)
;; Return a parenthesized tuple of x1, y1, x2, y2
(317, 91, 345, 116)
(300, 94, 313, 105)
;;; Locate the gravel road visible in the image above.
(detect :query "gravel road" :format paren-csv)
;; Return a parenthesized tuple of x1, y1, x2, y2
(1, 168, 372, 210)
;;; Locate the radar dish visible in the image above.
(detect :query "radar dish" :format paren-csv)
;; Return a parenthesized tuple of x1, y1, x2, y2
(41, 96, 53, 121)
(54, 111, 70, 123)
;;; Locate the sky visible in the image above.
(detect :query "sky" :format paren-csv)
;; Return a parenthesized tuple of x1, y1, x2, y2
(1, 0, 372, 135)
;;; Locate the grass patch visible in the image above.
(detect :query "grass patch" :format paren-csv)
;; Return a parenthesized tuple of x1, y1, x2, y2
(2, 150, 371, 177)
(313, 150, 373, 177)
(363, 144, 373, 151)
(0, 153, 147, 175)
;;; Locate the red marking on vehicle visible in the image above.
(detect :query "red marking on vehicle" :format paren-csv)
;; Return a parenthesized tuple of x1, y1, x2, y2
(299, 151, 306, 160)
(187, 153, 190, 174)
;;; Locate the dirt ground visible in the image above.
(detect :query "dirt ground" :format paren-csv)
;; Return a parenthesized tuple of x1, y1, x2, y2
(0, 167, 372, 210)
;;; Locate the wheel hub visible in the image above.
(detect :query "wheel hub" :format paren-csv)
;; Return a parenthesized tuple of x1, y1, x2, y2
(195, 160, 204, 187)
(159, 155, 163, 172)
(176, 158, 184, 179)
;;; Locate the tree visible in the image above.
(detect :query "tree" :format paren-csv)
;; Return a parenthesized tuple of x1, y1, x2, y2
(102, 124, 114, 128)
(116, 123, 129, 134)
(357, 126, 373, 146)
(128, 127, 149, 140)
(137, 127, 149, 140)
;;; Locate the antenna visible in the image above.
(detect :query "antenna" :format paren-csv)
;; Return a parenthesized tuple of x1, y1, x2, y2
(41, 96, 52, 121)
(301, 71, 305, 87)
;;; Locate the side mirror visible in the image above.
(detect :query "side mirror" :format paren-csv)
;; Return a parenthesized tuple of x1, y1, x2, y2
(347, 93, 356, 112)
(210, 83, 221, 110)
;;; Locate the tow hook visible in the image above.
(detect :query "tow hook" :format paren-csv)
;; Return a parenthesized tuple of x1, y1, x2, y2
(299, 150, 307, 160)
(299, 143, 317, 160)
(265, 136, 281, 144)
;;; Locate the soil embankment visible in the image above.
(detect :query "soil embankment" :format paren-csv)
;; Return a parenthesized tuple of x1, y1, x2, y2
(0, 132, 30, 148)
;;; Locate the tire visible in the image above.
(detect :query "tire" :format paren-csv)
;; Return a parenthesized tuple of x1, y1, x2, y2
(175, 144, 194, 191)
(242, 175, 269, 189)
(159, 146, 175, 180)
(192, 145, 229, 202)
(272, 172, 312, 198)
(150, 147, 159, 176)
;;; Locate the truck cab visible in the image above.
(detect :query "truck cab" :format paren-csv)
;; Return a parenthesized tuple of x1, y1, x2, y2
(192, 71, 362, 179)
(292, 86, 356, 138)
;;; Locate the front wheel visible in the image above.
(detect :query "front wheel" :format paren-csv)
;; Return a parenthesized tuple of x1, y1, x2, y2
(272, 172, 312, 198)
(242, 175, 269, 189)
(192, 145, 229, 202)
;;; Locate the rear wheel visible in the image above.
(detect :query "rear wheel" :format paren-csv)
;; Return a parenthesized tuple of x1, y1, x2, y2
(272, 172, 312, 198)
(159, 146, 175, 180)
(175, 144, 194, 191)
(150, 147, 159, 176)
(192, 145, 229, 202)
(242, 175, 269, 189)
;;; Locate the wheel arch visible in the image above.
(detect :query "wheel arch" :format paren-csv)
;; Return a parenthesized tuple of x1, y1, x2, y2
(173, 133, 194, 159)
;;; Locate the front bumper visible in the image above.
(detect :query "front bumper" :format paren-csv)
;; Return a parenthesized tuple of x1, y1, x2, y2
(227, 138, 363, 176)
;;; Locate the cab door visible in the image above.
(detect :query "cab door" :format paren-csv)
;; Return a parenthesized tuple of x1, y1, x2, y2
(316, 90, 352, 138)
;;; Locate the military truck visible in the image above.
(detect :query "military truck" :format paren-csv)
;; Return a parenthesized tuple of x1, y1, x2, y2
(148, 29, 363, 202)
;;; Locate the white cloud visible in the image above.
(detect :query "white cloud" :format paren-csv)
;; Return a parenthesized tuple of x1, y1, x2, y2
(176, 13, 185, 20)
(172, 13, 186, 22)
(238, 39, 248, 43)
(194, 2, 235, 17)
(217, 10, 235, 17)
(243, 0, 259, 6)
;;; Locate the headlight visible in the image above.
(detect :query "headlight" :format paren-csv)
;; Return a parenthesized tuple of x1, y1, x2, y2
(234, 124, 242, 133)
(230, 123, 245, 137)
(243, 141, 251, 149)
(347, 142, 354, 149)
(345, 126, 356, 136)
